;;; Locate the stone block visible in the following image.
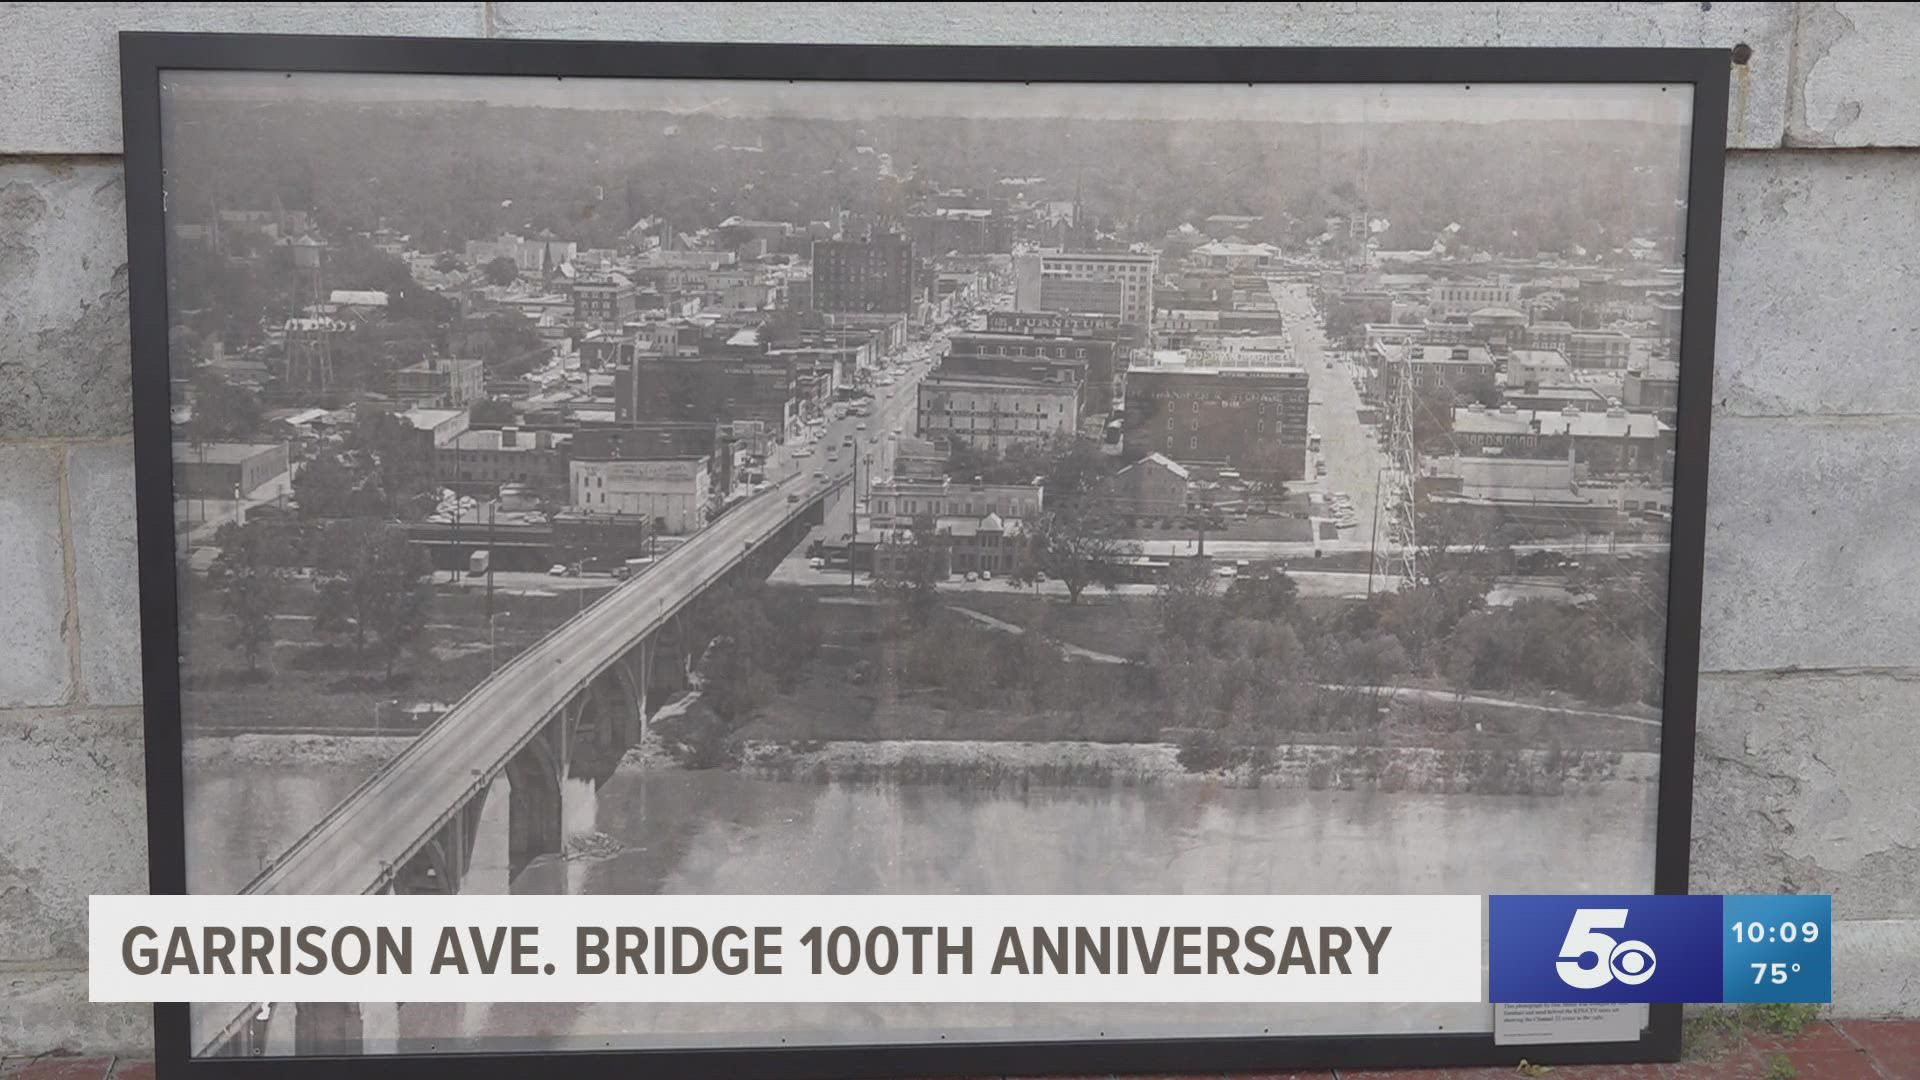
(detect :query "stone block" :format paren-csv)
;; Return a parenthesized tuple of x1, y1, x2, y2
(0, 971, 151, 1058)
(1700, 417, 1920, 673)
(1715, 152, 1920, 417)
(0, 710, 147, 965)
(1792, 2, 1920, 148)
(0, 3, 485, 154)
(66, 443, 142, 707)
(490, 2, 1789, 148)
(0, 163, 130, 440)
(1692, 672, 1920, 919)
(0, 447, 73, 707)
(1832, 918, 1920, 1019)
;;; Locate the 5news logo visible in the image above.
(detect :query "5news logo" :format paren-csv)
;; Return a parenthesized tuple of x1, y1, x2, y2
(1489, 895, 1831, 1004)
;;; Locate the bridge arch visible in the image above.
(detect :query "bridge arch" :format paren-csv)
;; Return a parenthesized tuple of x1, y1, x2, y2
(505, 729, 562, 882)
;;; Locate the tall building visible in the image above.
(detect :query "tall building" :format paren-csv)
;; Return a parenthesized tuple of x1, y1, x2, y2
(1019, 252, 1158, 326)
(615, 354, 800, 435)
(917, 373, 1080, 454)
(1122, 360, 1310, 480)
(811, 234, 916, 315)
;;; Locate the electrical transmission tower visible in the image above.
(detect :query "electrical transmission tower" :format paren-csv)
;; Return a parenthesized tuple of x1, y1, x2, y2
(1381, 345, 1420, 588)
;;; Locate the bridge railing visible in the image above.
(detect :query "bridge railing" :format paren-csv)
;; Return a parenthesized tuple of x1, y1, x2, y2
(233, 471, 847, 898)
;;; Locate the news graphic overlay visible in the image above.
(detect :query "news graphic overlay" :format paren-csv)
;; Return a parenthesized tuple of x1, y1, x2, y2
(1490, 895, 1831, 1004)
(1723, 894, 1833, 1004)
(92, 894, 1481, 1004)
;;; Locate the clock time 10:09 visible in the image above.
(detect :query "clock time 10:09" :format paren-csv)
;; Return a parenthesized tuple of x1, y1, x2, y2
(1730, 920, 1821, 945)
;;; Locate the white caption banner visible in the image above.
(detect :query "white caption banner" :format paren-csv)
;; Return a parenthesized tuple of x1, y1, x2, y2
(91, 894, 1483, 1004)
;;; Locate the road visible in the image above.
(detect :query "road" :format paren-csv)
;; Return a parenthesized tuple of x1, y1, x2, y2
(241, 468, 850, 898)
(238, 304, 978, 896)
(948, 603, 1655, 724)
(1268, 278, 1389, 549)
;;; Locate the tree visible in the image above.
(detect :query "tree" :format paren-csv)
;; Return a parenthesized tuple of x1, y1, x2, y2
(313, 519, 433, 680)
(345, 411, 435, 517)
(483, 255, 520, 286)
(182, 371, 264, 446)
(877, 528, 947, 627)
(1013, 507, 1134, 605)
(1224, 570, 1299, 622)
(206, 521, 285, 675)
(292, 453, 361, 519)
(1154, 559, 1220, 643)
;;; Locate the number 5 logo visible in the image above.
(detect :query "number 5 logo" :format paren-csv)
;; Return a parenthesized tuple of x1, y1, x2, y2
(1557, 907, 1658, 989)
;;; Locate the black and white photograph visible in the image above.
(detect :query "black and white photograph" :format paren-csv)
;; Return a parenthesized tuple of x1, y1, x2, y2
(149, 58, 1701, 1061)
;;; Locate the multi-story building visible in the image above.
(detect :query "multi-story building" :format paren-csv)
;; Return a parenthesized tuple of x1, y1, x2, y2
(1122, 360, 1310, 480)
(811, 234, 916, 315)
(438, 426, 566, 494)
(572, 277, 637, 327)
(391, 357, 485, 409)
(917, 373, 1080, 454)
(942, 332, 1117, 401)
(615, 353, 800, 436)
(1038, 275, 1125, 318)
(986, 310, 1126, 340)
(867, 477, 1044, 527)
(1022, 252, 1158, 326)
(1566, 329, 1634, 369)
(568, 456, 711, 534)
(1377, 344, 1496, 396)
(1428, 280, 1523, 317)
(1507, 348, 1574, 389)
(1449, 402, 1673, 475)
(565, 426, 731, 534)
(1623, 364, 1681, 412)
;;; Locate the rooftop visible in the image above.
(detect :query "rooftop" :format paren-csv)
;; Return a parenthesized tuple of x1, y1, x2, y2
(170, 441, 285, 464)
(1453, 404, 1669, 440)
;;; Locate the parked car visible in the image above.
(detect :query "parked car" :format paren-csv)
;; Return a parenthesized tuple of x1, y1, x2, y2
(548, 563, 568, 577)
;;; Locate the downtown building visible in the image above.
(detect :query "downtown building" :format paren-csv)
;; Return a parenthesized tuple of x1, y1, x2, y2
(916, 373, 1080, 455)
(1014, 251, 1158, 327)
(941, 332, 1118, 405)
(1122, 357, 1311, 481)
(811, 234, 917, 315)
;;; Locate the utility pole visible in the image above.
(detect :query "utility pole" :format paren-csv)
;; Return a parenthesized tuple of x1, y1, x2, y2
(848, 450, 859, 592)
(1366, 464, 1385, 601)
(485, 501, 496, 626)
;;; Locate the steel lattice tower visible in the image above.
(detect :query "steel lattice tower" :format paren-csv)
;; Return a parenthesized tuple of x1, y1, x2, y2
(1382, 344, 1420, 587)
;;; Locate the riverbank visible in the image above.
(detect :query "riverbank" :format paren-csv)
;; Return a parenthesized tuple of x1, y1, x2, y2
(732, 736, 1657, 796)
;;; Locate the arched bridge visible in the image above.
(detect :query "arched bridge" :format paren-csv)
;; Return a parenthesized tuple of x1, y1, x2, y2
(200, 471, 848, 1056)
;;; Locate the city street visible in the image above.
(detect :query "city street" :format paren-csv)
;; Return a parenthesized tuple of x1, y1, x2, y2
(1268, 278, 1389, 550)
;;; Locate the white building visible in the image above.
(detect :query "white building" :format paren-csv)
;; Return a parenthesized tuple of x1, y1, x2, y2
(917, 373, 1080, 454)
(568, 456, 711, 534)
(1018, 252, 1159, 325)
(1428, 280, 1522, 317)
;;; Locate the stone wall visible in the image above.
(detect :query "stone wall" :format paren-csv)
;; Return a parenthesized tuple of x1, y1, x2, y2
(0, 2, 1914, 1055)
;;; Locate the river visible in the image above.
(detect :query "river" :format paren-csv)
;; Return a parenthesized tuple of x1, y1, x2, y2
(186, 735, 1657, 1054)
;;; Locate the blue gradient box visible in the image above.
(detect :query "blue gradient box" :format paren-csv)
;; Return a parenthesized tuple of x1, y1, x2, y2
(1490, 895, 1724, 1003)
(1723, 894, 1832, 1003)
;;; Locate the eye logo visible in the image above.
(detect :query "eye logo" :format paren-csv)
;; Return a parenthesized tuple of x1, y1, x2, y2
(1556, 908, 1660, 990)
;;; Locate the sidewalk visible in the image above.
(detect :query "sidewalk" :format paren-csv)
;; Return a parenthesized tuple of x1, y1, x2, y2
(3, 1020, 1913, 1080)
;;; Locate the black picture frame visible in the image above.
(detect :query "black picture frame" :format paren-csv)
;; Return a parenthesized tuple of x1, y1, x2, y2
(121, 30, 1729, 1080)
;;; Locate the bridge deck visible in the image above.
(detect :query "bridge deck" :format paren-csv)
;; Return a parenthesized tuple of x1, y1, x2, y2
(238, 473, 847, 898)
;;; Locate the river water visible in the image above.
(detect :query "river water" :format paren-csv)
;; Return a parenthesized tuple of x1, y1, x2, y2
(186, 737, 1658, 1054)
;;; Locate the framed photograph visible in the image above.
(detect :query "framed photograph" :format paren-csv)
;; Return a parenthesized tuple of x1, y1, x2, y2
(122, 32, 1728, 1079)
